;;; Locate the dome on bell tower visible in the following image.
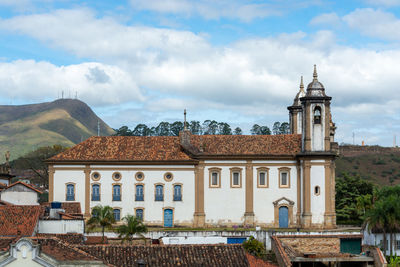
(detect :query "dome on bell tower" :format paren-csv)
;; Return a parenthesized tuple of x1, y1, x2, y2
(306, 65, 326, 97)
(292, 76, 306, 106)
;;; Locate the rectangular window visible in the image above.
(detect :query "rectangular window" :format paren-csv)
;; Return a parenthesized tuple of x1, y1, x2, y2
(66, 184, 75, 201)
(209, 168, 221, 188)
(259, 172, 266, 185)
(281, 173, 288, 185)
(135, 184, 144, 201)
(136, 209, 143, 221)
(92, 184, 100, 201)
(113, 209, 120, 221)
(279, 168, 291, 188)
(174, 185, 182, 201)
(230, 168, 242, 188)
(155, 185, 164, 201)
(113, 185, 121, 201)
(396, 240, 400, 250)
(233, 172, 239, 185)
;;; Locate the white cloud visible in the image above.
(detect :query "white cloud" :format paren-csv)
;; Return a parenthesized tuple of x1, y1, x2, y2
(310, 12, 341, 26)
(0, 60, 144, 106)
(129, 0, 292, 22)
(1, 9, 400, 145)
(343, 8, 400, 41)
(364, 0, 400, 6)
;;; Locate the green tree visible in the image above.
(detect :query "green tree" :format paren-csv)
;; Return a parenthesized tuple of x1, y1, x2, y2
(336, 173, 374, 225)
(154, 122, 170, 136)
(117, 215, 148, 244)
(356, 194, 372, 217)
(11, 144, 68, 188)
(87, 205, 115, 243)
(189, 121, 202, 135)
(259, 126, 271, 135)
(203, 120, 218, 135)
(170, 121, 184, 136)
(250, 124, 261, 135)
(243, 236, 265, 258)
(233, 127, 243, 135)
(132, 124, 152, 136)
(272, 122, 281, 135)
(113, 126, 132, 136)
(279, 122, 290, 134)
(218, 122, 232, 135)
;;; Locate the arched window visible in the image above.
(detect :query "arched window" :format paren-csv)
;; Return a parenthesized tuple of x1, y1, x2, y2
(136, 184, 144, 201)
(314, 106, 321, 124)
(113, 185, 121, 201)
(174, 185, 182, 201)
(155, 185, 164, 201)
(113, 209, 121, 221)
(135, 208, 144, 221)
(92, 184, 100, 201)
(66, 184, 75, 201)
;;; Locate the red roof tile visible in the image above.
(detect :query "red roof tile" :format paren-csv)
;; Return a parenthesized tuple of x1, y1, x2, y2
(4, 181, 42, 194)
(0, 206, 41, 236)
(48, 136, 193, 162)
(78, 244, 250, 267)
(48, 134, 302, 162)
(190, 134, 301, 156)
(246, 253, 278, 267)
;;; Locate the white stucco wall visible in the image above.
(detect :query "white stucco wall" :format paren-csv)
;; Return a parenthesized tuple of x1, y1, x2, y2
(204, 162, 245, 225)
(53, 165, 195, 226)
(253, 163, 298, 226)
(53, 170, 85, 210)
(37, 220, 84, 234)
(297, 112, 302, 134)
(363, 228, 400, 255)
(310, 164, 325, 224)
(0, 191, 39, 205)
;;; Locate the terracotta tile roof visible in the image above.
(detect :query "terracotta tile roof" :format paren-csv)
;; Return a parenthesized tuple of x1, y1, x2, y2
(48, 136, 193, 162)
(47, 134, 302, 162)
(40, 202, 83, 218)
(4, 181, 42, 194)
(36, 233, 85, 244)
(78, 244, 250, 267)
(190, 134, 301, 157)
(0, 237, 17, 251)
(246, 254, 278, 267)
(32, 237, 100, 262)
(0, 205, 41, 236)
(0, 182, 7, 190)
(84, 235, 108, 245)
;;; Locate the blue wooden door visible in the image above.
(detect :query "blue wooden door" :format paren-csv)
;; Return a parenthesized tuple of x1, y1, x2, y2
(164, 209, 173, 227)
(279, 206, 289, 228)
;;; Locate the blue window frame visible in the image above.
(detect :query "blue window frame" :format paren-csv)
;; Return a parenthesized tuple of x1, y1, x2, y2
(113, 185, 121, 201)
(173, 185, 182, 201)
(135, 185, 144, 201)
(66, 184, 75, 201)
(136, 209, 143, 221)
(155, 185, 163, 201)
(113, 209, 120, 221)
(92, 184, 100, 201)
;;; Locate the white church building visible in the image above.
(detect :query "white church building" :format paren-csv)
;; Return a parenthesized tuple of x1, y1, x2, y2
(47, 66, 338, 229)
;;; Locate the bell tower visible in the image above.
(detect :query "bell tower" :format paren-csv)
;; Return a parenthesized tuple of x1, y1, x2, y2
(298, 65, 337, 229)
(301, 65, 333, 152)
(288, 76, 305, 134)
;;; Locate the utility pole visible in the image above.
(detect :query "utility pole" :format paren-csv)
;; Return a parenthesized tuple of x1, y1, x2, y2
(97, 120, 100, 136)
(352, 132, 355, 145)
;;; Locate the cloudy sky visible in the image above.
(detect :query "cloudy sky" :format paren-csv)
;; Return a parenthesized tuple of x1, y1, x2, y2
(1, 0, 400, 146)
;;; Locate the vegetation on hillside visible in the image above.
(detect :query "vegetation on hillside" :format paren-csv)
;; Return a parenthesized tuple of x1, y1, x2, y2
(113, 121, 290, 136)
(336, 152, 400, 186)
(0, 99, 114, 160)
(11, 144, 68, 188)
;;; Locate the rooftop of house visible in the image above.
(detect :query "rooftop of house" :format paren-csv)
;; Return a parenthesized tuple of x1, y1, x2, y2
(47, 134, 302, 162)
(1, 181, 42, 194)
(0, 205, 42, 236)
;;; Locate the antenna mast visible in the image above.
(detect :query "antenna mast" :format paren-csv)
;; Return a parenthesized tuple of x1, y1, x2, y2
(97, 120, 100, 136)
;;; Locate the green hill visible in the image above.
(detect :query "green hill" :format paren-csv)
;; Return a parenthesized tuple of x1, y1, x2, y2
(336, 145, 400, 186)
(0, 99, 115, 160)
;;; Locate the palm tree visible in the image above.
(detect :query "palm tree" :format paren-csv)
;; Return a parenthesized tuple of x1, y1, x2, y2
(365, 200, 388, 254)
(117, 215, 148, 244)
(87, 205, 115, 243)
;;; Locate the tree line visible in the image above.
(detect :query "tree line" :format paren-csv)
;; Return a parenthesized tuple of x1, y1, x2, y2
(113, 121, 290, 136)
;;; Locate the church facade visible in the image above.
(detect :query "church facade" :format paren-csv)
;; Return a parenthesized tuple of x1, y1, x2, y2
(47, 66, 337, 229)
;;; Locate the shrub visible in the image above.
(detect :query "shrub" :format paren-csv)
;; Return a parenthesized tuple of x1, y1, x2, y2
(243, 236, 265, 258)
